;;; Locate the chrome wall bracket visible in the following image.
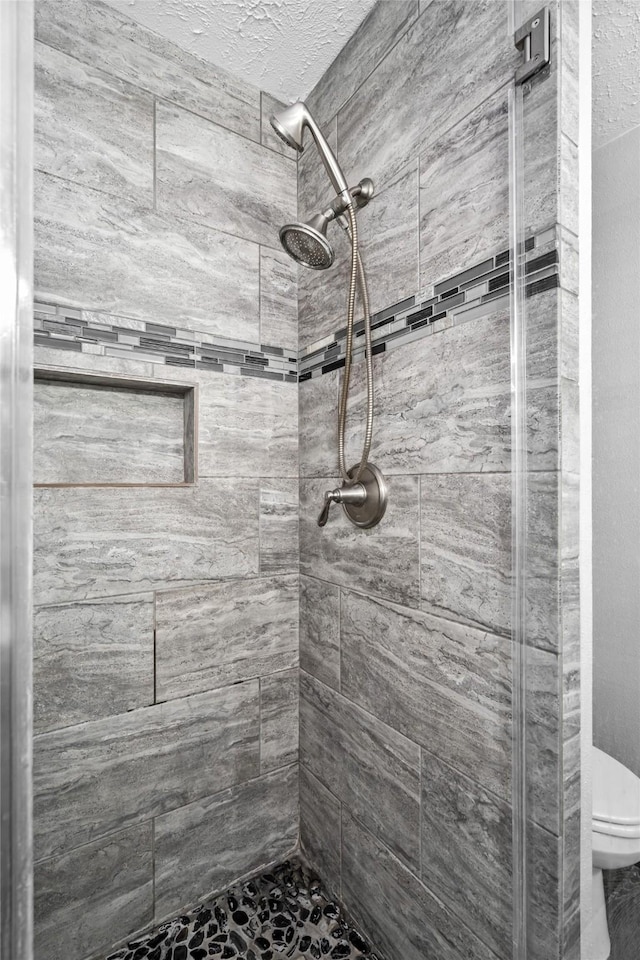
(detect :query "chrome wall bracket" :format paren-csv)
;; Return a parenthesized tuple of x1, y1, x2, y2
(514, 7, 550, 85)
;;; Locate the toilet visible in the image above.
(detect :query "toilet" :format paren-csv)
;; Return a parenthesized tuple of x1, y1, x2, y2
(592, 746, 640, 959)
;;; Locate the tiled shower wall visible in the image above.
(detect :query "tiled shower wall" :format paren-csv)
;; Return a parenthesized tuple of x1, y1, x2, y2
(31, 3, 299, 959)
(297, 3, 580, 960)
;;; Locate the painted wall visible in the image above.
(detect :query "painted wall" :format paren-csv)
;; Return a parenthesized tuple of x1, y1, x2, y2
(31, 3, 299, 959)
(297, 2, 580, 959)
(592, 0, 640, 780)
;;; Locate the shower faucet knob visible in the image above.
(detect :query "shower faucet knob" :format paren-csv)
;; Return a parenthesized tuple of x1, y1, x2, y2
(317, 482, 367, 527)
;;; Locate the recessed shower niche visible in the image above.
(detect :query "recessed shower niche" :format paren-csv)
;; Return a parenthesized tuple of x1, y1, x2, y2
(33, 369, 197, 486)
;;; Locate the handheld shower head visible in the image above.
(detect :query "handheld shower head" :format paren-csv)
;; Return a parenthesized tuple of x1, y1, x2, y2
(279, 213, 334, 270)
(270, 100, 349, 200)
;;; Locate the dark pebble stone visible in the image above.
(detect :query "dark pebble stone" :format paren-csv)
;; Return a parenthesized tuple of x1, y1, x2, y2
(175, 927, 188, 943)
(272, 914, 290, 929)
(299, 908, 310, 923)
(323, 903, 340, 920)
(242, 896, 257, 910)
(192, 951, 208, 960)
(246, 951, 257, 960)
(215, 907, 228, 929)
(348, 930, 369, 953)
(310, 945, 321, 960)
(255, 938, 270, 951)
(148, 950, 161, 960)
(261, 952, 273, 960)
(320, 938, 331, 955)
(272, 930, 285, 943)
(331, 929, 345, 940)
(258, 911, 270, 924)
(310, 907, 322, 925)
(173, 946, 188, 960)
(207, 923, 218, 938)
(232, 910, 249, 926)
(148, 932, 169, 948)
(299, 936, 312, 953)
(208, 945, 222, 955)
(243, 881, 258, 897)
(229, 931, 246, 952)
(132, 948, 147, 960)
(227, 895, 238, 911)
(285, 927, 295, 945)
(213, 934, 228, 944)
(221, 947, 236, 959)
(269, 898, 281, 912)
(331, 943, 351, 960)
(189, 930, 205, 949)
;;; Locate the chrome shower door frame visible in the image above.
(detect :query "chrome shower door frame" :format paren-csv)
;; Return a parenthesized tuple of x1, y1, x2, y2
(0, 2, 34, 958)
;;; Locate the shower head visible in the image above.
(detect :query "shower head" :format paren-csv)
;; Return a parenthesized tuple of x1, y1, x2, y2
(279, 213, 334, 270)
(270, 100, 350, 200)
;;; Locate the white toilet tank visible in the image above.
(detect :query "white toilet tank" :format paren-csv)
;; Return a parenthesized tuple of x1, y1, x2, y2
(593, 747, 640, 871)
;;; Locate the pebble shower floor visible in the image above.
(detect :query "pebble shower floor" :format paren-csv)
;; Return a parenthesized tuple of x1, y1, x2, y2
(105, 860, 381, 960)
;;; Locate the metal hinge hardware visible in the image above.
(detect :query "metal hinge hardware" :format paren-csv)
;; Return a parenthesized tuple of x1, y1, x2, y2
(514, 7, 550, 85)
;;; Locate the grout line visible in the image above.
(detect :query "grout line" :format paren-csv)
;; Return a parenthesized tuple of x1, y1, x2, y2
(153, 98, 157, 211)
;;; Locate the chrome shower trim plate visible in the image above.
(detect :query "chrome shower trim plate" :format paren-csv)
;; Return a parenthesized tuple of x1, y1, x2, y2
(343, 462, 388, 529)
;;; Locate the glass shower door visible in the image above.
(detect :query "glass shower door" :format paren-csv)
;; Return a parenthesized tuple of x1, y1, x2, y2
(509, 3, 581, 959)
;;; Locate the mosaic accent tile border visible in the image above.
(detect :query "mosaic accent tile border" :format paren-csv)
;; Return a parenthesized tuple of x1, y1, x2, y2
(34, 226, 559, 384)
(298, 226, 559, 382)
(33, 307, 299, 383)
(105, 859, 382, 960)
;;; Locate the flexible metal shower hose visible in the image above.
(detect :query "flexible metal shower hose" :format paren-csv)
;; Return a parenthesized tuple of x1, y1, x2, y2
(337, 202, 374, 484)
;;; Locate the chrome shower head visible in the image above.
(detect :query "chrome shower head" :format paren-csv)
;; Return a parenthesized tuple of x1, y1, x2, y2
(270, 100, 349, 199)
(279, 213, 334, 270)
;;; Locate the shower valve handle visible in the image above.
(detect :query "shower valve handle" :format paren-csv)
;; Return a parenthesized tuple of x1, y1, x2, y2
(317, 482, 367, 527)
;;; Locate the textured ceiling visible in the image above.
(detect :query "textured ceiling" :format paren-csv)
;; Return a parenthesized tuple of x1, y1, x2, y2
(103, 0, 378, 102)
(593, 0, 640, 150)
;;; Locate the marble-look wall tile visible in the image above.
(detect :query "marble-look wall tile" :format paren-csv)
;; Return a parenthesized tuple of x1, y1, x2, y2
(415, 472, 504, 629)
(419, 87, 509, 291)
(260, 668, 299, 773)
(306, 2, 420, 131)
(34, 348, 154, 380)
(34, 681, 260, 860)
(155, 576, 298, 702)
(526, 472, 561, 653)
(525, 646, 561, 835)
(156, 102, 296, 249)
(346, 309, 511, 476)
(337, 0, 518, 190)
(300, 475, 420, 607)
(299, 370, 339, 479)
(35, 0, 261, 140)
(35, 40, 153, 204)
(33, 594, 154, 734)
(259, 246, 298, 351)
(523, 60, 559, 236)
(299, 764, 341, 899)
(34, 479, 259, 605)
(300, 575, 340, 690)
(603, 862, 640, 960)
(154, 765, 298, 921)
(421, 472, 511, 637)
(421, 750, 512, 960)
(300, 671, 420, 872)
(341, 813, 501, 960)
(341, 591, 511, 800)
(33, 380, 185, 484)
(34, 823, 153, 960)
(259, 479, 299, 575)
(35, 171, 260, 341)
(197, 375, 298, 479)
(528, 817, 561, 960)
